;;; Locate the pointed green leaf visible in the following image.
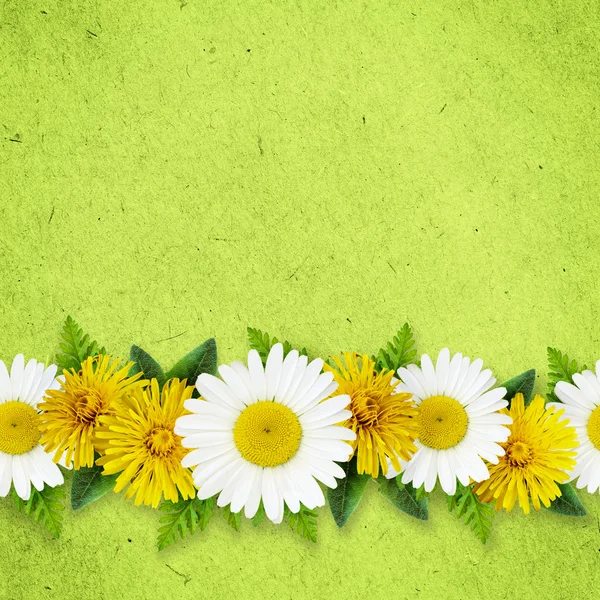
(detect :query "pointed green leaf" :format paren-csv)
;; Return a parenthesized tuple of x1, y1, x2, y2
(71, 463, 118, 510)
(373, 323, 418, 373)
(222, 504, 241, 531)
(157, 496, 214, 551)
(129, 345, 166, 387)
(547, 348, 587, 403)
(327, 457, 370, 527)
(545, 483, 587, 517)
(447, 483, 493, 544)
(501, 369, 536, 406)
(247, 327, 308, 365)
(56, 316, 105, 372)
(165, 338, 217, 383)
(378, 477, 428, 520)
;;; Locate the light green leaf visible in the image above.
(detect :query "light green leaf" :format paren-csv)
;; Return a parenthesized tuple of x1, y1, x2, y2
(545, 483, 587, 517)
(378, 477, 428, 520)
(14, 485, 65, 538)
(157, 496, 214, 551)
(165, 338, 217, 384)
(327, 457, 370, 527)
(547, 348, 587, 403)
(501, 369, 536, 406)
(373, 323, 417, 373)
(286, 504, 318, 543)
(222, 504, 241, 531)
(71, 462, 118, 510)
(252, 502, 266, 527)
(129, 345, 166, 387)
(447, 483, 493, 544)
(56, 316, 105, 372)
(247, 327, 308, 365)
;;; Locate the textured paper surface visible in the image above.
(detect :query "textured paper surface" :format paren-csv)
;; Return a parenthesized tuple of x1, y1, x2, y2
(1, 1, 599, 599)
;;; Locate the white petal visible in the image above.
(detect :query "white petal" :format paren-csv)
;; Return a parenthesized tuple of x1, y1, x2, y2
(279, 355, 309, 406)
(0, 361, 10, 402)
(217, 462, 249, 508)
(196, 456, 244, 499)
(247, 349, 267, 401)
(397, 365, 428, 401)
(218, 364, 254, 406)
(182, 443, 236, 468)
(10, 354, 25, 401)
(287, 358, 325, 411)
(454, 358, 484, 401)
(299, 394, 351, 424)
(261, 468, 282, 523)
(180, 431, 232, 449)
(446, 356, 471, 398)
(0, 454, 13, 496)
(435, 348, 451, 395)
(420, 354, 438, 396)
(18, 360, 39, 404)
(300, 409, 352, 430)
(460, 371, 495, 405)
(244, 468, 264, 519)
(555, 381, 595, 410)
(437, 452, 456, 495)
(293, 373, 336, 415)
(265, 343, 284, 400)
(229, 463, 259, 514)
(303, 425, 356, 441)
(442, 353, 463, 397)
(12, 454, 31, 500)
(274, 350, 300, 402)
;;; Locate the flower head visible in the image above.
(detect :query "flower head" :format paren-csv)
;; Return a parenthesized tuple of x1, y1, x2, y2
(175, 344, 356, 524)
(39, 355, 146, 470)
(474, 393, 577, 513)
(324, 352, 418, 477)
(95, 378, 196, 508)
(0, 355, 64, 500)
(393, 348, 512, 495)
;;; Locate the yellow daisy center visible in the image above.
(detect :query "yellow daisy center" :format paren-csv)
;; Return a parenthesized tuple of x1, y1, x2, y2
(505, 440, 534, 467)
(418, 395, 468, 450)
(233, 401, 302, 467)
(72, 388, 107, 425)
(587, 405, 600, 450)
(145, 426, 176, 456)
(0, 401, 41, 455)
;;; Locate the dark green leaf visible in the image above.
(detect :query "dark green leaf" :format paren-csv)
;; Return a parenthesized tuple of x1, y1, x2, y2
(447, 483, 493, 544)
(252, 501, 266, 527)
(247, 327, 308, 366)
(545, 483, 587, 517)
(129, 345, 166, 387)
(327, 457, 370, 527)
(157, 496, 214, 551)
(14, 485, 65, 538)
(547, 348, 587, 403)
(286, 504, 318, 543)
(56, 316, 105, 372)
(373, 323, 417, 373)
(222, 504, 241, 531)
(378, 477, 428, 520)
(501, 369, 536, 406)
(71, 463, 118, 510)
(165, 338, 217, 384)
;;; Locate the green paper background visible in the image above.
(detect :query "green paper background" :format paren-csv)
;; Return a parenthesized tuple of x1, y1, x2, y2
(1, 1, 599, 598)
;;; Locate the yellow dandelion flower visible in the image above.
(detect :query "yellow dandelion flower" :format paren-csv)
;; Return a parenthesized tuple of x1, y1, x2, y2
(95, 378, 196, 508)
(38, 355, 146, 470)
(324, 352, 419, 477)
(474, 393, 577, 513)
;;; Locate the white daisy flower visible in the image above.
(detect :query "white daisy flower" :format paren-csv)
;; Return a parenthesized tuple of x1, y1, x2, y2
(0, 355, 64, 500)
(548, 361, 600, 494)
(174, 344, 356, 524)
(387, 348, 512, 495)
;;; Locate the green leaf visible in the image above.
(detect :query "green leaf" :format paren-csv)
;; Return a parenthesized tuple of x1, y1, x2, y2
(378, 477, 428, 520)
(165, 338, 217, 384)
(222, 504, 241, 531)
(71, 462, 118, 510)
(14, 485, 65, 538)
(501, 369, 536, 406)
(247, 327, 308, 365)
(56, 316, 105, 372)
(547, 348, 587, 403)
(447, 483, 493, 544)
(129, 345, 166, 387)
(327, 457, 371, 527)
(545, 483, 587, 517)
(252, 501, 266, 527)
(373, 323, 417, 373)
(157, 496, 214, 551)
(286, 504, 318, 543)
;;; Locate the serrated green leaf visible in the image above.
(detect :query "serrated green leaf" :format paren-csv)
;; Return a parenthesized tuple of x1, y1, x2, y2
(14, 485, 65, 538)
(286, 504, 318, 543)
(247, 327, 308, 365)
(501, 369, 536, 406)
(378, 477, 428, 520)
(165, 338, 217, 384)
(545, 483, 587, 517)
(547, 348, 587, 403)
(447, 483, 493, 544)
(129, 345, 166, 387)
(157, 496, 214, 551)
(71, 462, 118, 510)
(252, 501, 266, 527)
(222, 504, 241, 531)
(327, 457, 370, 527)
(56, 316, 105, 372)
(373, 323, 417, 373)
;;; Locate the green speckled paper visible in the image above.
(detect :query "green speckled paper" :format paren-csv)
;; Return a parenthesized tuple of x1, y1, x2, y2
(1, 1, 599, 599)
